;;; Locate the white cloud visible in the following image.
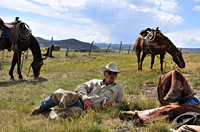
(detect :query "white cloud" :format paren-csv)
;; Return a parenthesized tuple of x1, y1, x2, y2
(166, 30, 200, 48)
(28, 19, 110, 43)
(193, 6, 200, 11)
(30, 0, 87, 7)
(0, 0, 192, 46)
(160, 0, 180, 13)
(129, 4, 151, 12)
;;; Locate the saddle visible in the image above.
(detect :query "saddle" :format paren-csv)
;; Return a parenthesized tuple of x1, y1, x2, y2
(0, 17, 20, 51)
(0, 17, 31, 52)
(139, 27, 161, 53)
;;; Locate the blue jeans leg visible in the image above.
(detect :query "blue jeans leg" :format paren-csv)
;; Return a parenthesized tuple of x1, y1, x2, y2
(40, 96, 56, 110)
(40, 96, 57, 117)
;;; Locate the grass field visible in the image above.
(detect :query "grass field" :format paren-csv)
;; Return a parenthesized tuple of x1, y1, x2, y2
(0, 49, 199, 132)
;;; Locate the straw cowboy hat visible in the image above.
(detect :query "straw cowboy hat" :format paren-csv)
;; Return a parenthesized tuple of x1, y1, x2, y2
(99, 62, 123, 74)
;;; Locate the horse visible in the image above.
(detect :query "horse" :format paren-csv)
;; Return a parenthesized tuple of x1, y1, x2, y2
(0, 17, 43, 80)
(133, 28, 185, 71)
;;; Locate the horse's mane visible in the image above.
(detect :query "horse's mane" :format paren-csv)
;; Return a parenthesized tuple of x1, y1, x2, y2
(157, 32, 174, 47)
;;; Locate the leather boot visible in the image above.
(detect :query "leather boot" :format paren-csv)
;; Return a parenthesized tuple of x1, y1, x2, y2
(29, 106, 42, 116)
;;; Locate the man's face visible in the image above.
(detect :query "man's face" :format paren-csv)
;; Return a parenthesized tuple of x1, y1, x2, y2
(104, 70, 118, 85)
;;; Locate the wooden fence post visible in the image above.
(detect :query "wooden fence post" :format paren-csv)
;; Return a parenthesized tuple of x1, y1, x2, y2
(48, 37, 53, 57)
(25, 48, 29, 59)
(119, 41, 122, 54)
(106, 43, 111, 54)
(89, 41, 94, 56)
(128, 44, 131, 54)
(65, 39, 71, 57)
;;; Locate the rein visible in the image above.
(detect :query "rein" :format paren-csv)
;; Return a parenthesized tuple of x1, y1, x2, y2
(17, 50, 33, 77)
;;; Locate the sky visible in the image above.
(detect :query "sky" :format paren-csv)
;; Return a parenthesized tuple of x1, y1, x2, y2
(0, 0, 200, 48)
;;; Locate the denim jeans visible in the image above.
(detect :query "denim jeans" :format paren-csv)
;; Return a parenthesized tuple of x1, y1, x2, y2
(178, 95, 198, 105)
(40, 96, 83, 117)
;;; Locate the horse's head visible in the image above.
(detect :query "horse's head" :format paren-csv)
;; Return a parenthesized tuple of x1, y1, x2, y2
(31, 60, 43, 77)
(172, 48, 185, 68)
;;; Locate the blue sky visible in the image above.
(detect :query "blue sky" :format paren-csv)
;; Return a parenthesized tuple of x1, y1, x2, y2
(0, 0, 200, 48)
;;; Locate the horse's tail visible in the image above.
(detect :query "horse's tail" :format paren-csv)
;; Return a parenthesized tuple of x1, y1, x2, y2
(132, 35, 141, 54)
(132, 43, 136, 52)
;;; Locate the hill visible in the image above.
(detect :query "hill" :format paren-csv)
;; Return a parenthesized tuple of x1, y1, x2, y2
(35, 37, 200, 53)
(36, 37, 100, 50)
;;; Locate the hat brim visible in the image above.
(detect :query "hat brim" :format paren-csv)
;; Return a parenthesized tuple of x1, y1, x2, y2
(172, 112, 200, 129)
(99, 67, 123, 74)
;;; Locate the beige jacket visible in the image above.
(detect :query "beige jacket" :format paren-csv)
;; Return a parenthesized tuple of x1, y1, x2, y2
(75, 79, 125, 109)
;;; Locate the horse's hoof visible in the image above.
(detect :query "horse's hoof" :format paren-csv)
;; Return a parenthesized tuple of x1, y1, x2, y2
(10, 78, 15, 81)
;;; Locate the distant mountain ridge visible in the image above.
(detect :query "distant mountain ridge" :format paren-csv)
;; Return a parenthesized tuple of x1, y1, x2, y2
(35, 37, 100, 50)
(94, 43, 200, 53)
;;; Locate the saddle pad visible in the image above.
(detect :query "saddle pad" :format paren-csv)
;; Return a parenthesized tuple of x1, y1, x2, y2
(0, 28, 11, 39)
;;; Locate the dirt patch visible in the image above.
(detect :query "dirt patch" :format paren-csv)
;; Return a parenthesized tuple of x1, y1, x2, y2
(141, 83, 158, 100)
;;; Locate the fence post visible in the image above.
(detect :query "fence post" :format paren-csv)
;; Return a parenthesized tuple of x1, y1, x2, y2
(25, 48, 29, 59)
(65, 39, 71, 57)
(106, 43, 111, 54)
(48, 37, 53, 57)
(128, 44, 131, 54)
(119, 41, 122, 54)
(89, 41, 94, 56)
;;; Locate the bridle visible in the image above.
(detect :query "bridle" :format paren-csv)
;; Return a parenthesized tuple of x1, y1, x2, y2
(168, 44, 184, 68)
(27, 60, 43, 77)
(31, 61, 43, 68)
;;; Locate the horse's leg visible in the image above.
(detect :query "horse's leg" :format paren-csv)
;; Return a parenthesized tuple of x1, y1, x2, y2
(136, 51, 141, 70)
(150, 53, 155, 69)
(140, 52, 146, 70)
(160, 54, 165, 71)
(9, 53, 18, 80)
(17, 52, 23, 79)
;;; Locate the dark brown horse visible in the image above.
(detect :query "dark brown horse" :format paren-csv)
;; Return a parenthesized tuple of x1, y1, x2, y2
(133, 28, 185, 71)
(0, 17, 43, 80)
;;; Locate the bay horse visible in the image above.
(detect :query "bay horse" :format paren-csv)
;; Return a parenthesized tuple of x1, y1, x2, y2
(133, 28, 185, 71)
(0, 17, 43, 80)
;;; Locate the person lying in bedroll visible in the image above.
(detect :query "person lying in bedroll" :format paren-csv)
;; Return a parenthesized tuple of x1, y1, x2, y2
(119, 70, 200, 125)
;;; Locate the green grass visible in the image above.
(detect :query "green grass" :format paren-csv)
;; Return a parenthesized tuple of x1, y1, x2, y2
(0, 50, 199, 131)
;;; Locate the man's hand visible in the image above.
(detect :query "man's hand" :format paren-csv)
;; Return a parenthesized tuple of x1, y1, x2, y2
(103, 102, 112, 109)
(84, 99, 92, 110)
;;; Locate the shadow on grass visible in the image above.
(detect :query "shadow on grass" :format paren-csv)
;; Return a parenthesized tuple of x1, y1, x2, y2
(0, 77, 48, 87)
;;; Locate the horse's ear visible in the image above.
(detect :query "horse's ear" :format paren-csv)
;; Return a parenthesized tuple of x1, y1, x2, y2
(179, 48, 182, 52)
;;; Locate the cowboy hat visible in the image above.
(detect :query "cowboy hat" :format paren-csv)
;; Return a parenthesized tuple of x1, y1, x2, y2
(99, 62, 123, 74)
(172, 111, 200, 129)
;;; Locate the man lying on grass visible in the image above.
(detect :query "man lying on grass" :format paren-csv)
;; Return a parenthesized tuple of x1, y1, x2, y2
(29, 62, 125, 119)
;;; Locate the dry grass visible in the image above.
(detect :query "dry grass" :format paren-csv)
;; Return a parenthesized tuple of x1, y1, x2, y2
(0, 49, 199, 132)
